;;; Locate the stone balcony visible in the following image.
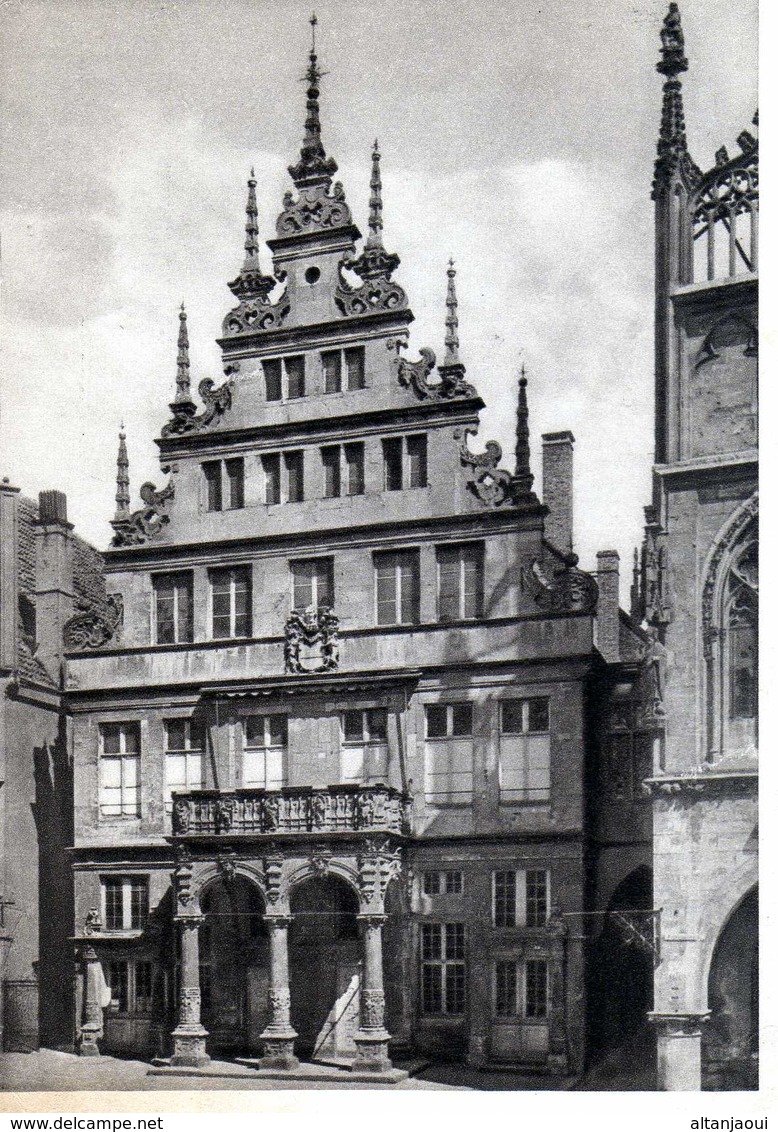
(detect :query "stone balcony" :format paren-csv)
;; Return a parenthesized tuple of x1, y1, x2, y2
(171, 783, 411, 838)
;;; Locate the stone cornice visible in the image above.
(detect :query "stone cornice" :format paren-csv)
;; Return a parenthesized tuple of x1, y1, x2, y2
(216, 306, 414, 356)
(644, 768, 757, 799)
(155, 397, 485, 458)
(669, 273, 757, 310)
(653, 451, 757, 484)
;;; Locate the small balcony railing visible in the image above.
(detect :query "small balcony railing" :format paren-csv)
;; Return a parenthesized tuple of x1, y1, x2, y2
(171, 783, 411, 837)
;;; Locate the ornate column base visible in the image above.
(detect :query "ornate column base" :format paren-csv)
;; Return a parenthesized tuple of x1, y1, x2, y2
(352, 1029, 392, 1074)
(258, 1028, 299, 1070)
(170, 1026, 210, 1068)
(77, 1024, 102, 1057)
(648, 1011, 709, 1092)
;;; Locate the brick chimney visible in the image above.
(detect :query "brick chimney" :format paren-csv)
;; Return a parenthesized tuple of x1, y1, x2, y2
(34, 490, 74, 680)
(542, 431, 574, 554)
(596, 549, 620, 663)
(0, 478, 21, 673)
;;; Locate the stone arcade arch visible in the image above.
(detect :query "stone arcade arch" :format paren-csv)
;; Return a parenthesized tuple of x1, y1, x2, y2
(702, 886, 758, 1090)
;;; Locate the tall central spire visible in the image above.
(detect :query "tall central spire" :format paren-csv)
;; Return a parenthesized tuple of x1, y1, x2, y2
(288, 13, 338, 188)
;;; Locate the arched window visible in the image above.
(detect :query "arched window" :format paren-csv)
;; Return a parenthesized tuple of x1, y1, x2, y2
(703, 500, 758, 762)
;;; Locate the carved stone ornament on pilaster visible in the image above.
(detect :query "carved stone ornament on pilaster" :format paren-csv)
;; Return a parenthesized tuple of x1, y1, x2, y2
(263, 850, 284, 906)
(110, 479, 175, 547)
(360, 988, 386, 1031)
(529, 550, 599, 615)
(83, 908, 102, 935)
(175, 859, 195, 912)
(162, 376, 235, 436)
(637, 505, 672, 626)
(217, 851, 238, 884)
(63, 592, 123, 651)
(284, 605, 340, 673)
(455, 428, 516, 506)
(635, 627, 668, 728)
(394, 346, 477, 401)
(277, 181, 352, 236)
(179, 986, 202, 1027)
(309, 844, 333, 876)
(173, 797, 191, 834)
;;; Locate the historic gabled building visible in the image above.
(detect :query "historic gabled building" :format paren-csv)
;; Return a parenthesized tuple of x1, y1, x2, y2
(61, 22, 653, 1078)
(635, 4, 758, 1092)
(0, 483, 104, 1053)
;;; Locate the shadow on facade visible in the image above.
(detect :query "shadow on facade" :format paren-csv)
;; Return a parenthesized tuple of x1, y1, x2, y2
(702, 886, 758, 1091)
(32, 716, 74, 1051)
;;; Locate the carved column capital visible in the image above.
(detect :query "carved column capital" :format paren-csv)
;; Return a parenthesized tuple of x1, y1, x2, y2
(264, 913, 294, 931)
(175, 914, 206, 930)
(357, 912, 387, 930)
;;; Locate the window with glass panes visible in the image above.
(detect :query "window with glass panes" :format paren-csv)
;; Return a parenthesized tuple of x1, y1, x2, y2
(102, 875, 148, 930)
(494, 958, 548, 1018)
(424, 704, 474, 805)
(382, 438, 403, 491)
(225, 458, 245, 509)
(153, 572, 193, 644)
(321, 445, 341, 498)
(262, 451, 304, 504)
(423, 870, 464, 895)
(344, 443, 364, 495)
(210, 566, 251, 638)
(499, 698, 551, 802)
(381, 434, 427, 491)
(285, 355, 306, 399)
(285, 451, 305, 502)
(243, 715, 288, 789)
(261, 453, 281, 504)
(437, 543, 484, 621)
(99, 723, 141, 817)
(202, 461, 222, 511)
(262, 359, 282, 401)
(322, 349, 342, 393)
(492, 869, 549, 927)
(164, 719, 205, 810)
(291, 558, 334, 610)
(374, 550, 420, 625)
(106, 959, 154, 1016)
(420, 923, 465, 1015)
(406, 434, 427, 487)
(344, 346, 365, 390)
(340, 708, 388, 784)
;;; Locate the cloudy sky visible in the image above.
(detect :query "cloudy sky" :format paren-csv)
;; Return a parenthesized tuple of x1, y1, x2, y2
(0, 0, 757, 590)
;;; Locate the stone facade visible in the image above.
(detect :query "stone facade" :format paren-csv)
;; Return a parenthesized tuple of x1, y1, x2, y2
(61, 25, 651, 1077)
(636, 4, 758, 1092)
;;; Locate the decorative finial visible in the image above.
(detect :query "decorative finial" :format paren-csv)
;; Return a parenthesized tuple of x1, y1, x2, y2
(365, 139, 384, 249)
(657, 3, 688, 77)
(443, 259, 461, 367)
(174, 303, 192, 404)
(653, 3, 698, 197)
(114, 426, 130, 519)
(288, 14, 338, 188)
(511, 366, 535, 501)
(227, 170, 276, 301)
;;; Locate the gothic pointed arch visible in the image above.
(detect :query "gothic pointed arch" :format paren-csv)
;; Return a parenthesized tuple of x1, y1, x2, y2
(701, 492, 758, 762)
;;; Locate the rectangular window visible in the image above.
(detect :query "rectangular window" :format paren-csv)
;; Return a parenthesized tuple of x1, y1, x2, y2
(493, 959, 548, 1019)
(263, 359, 283, 401)
(423, 870, 464, 896)
(102, 875, 148, 931)
(322, 350, 342, 394)
(420, 923, 465, 1015)
(210, 566, 251, 639)
(153, 572, 193, 645)
(291, 558, 334, 611)
(100, 723, 141, 817)
(164, 719, 205, 811)
(424, 705, 474, 805)
(345, 346, 365, 390)
(202, 461, 223, 512)
(285, 355, 306, 399)
(225, 458, 245, 510)
(382, 438, 403, 491)
(321, 445, 341, 498)
(499, 698, 551, 802)
(285, 450, 305, 503)
(262, 453, 281, 505)
(340, 708, 389, 784)
(374, 550, 420, 625)
(344, 442, 365, 496)
(407, 434, 428, 488)
(106, 960, 154, 1016)
(244, 715, 288, 789)
(493, 869, 550, 928)
(437, 543, 484, 621)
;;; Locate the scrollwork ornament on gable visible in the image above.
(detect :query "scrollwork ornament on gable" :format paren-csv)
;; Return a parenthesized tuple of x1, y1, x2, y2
(455, 428, 515, 507)
(63, 592, 124, 650)
(394, 346, 477, 401)
(284, 605, 340, 674)
(162, 376, 235, 436)
(529, 552, 599, 615)
(111, 478, 175, 547)
(276, 181, 352, 236)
